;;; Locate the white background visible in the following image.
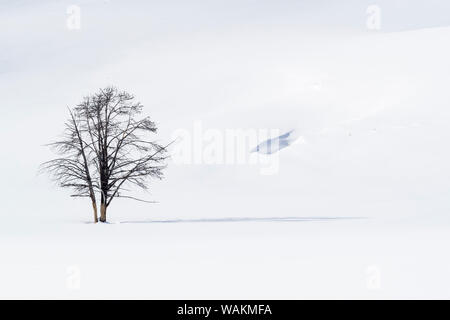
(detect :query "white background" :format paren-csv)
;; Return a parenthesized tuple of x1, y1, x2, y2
(1, 0, 450, 298)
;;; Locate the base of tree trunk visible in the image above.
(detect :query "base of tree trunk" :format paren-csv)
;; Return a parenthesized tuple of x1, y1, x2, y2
(92, 201, 99, 223)
(100, 203, 107, 222)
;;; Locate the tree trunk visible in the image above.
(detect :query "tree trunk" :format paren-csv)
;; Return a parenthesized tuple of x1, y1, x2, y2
(92, 200, 98, 223)
(100, 202, 107, 222)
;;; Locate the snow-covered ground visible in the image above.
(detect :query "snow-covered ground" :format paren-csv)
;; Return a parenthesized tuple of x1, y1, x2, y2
(1, 0, 450, 299)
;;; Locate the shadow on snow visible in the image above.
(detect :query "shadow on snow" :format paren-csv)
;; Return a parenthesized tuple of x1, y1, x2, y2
(113, 216, 366, 224)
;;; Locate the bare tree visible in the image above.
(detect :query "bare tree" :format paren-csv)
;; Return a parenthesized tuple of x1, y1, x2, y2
(42, 87, 170, 223)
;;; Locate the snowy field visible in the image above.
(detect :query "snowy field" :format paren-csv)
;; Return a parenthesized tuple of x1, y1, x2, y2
(2, 218, 450, 299)
(1, 0, 450, 299)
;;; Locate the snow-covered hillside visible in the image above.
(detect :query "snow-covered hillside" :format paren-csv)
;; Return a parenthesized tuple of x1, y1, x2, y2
(1, 0, 450, 298)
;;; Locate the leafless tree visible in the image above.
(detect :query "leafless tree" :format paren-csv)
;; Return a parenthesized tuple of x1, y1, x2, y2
(41, 87, 170, 223)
